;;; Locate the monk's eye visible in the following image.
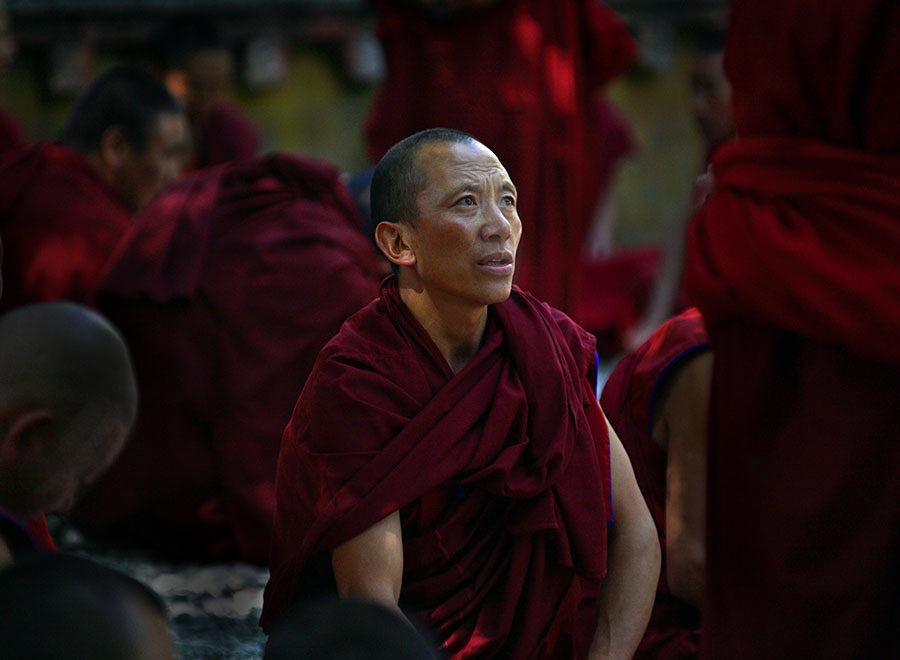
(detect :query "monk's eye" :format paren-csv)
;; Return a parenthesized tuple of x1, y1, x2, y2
(456, 195, 476, 207)
(502, 196, 516, 207)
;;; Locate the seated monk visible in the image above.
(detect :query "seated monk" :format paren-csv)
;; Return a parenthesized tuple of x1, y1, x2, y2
(0, 553, 175, 660)
(72, 153, 387, 564)
(601, 307, 711, 659)
(0, 302, 138, 566)
(0, 65, 188, 313)
(261, 129, 661, 660)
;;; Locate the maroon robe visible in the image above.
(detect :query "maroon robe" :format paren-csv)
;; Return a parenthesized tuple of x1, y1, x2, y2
(0, 142, 132, 312)
(600, 308, 708, 660)
(263, 278, 612, 660)
(365, 0, 636, 315)
(72, 154, 384, 564)
(192, 104, 261, 169)
(684, 1, 900, 657)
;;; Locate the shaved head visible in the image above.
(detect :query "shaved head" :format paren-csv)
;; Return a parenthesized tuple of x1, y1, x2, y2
(0, 302, 137, 428)
(0, 303, 137, 516)
(0, 553, 174, 660)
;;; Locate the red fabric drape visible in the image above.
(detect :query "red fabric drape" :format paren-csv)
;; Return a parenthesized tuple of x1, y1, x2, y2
(685, 2, 900, 658)
(686, 137, 900, 365)
(0, 143, 132, 312)
(191, 104, 261, 170)
(263, 278, 611, 660)
(73, 154, 384, 563)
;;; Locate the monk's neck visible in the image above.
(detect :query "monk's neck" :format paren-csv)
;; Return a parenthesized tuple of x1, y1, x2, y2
(399, 285, 488, 375)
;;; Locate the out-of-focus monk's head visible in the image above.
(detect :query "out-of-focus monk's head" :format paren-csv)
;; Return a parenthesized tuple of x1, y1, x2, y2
(372, 128, 522, 308)
(265, 597, 438, 660)
(0, 553, 175, 660)
(61, 65, 189, 213)
(0, 302, 137, 519)
(690, 25, 733, 152)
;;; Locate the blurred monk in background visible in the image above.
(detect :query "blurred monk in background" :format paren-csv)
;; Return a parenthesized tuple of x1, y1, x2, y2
(148, 14, 261, 169)
(73, 153, 386, 564)
(0, 65, 188, 313)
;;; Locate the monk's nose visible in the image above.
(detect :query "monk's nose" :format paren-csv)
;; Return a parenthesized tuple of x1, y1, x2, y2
(481, 204, 513, 241)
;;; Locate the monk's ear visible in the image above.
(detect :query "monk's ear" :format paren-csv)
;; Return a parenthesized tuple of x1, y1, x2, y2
(0, 409, 54, 465)
(98, 125, 133, 170)
(375, 221, 416, 269)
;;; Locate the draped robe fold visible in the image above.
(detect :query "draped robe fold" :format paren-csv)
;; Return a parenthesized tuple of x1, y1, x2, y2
(263, 278, 612, 660)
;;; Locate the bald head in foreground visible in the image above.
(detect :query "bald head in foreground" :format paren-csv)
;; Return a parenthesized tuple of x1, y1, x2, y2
(0, 302, 137, 561)
(0, 553, 174, 660)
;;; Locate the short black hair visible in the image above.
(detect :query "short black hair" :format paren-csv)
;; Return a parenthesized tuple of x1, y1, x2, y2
(60, 64, 183, 154)
(0, 553, 169, 660)
(264, 597, 439, 660)
(370, 127, 477, 228)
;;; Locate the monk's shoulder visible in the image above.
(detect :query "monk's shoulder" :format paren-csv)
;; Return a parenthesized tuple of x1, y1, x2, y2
(307, 298, 431, 401)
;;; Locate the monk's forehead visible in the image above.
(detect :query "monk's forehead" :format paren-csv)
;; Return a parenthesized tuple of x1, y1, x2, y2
(416, 140, 513, 186)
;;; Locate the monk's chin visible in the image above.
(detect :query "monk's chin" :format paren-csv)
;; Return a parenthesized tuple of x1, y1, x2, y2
(483, 282, 514, 305)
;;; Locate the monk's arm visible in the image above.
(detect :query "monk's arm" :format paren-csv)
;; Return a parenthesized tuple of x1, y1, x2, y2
(588, 413, 661, 660)
(659, 350, 712, 608)
(331, 510, 404, 614)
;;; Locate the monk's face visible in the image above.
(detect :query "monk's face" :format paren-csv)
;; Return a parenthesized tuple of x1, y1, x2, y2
(691, 52, 734, 150)
(407, 140, 522, 308)
(116, 112, 190, 212)
(22, 416, 130, 517)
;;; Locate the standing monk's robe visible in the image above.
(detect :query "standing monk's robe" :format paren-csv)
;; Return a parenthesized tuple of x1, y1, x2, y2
(365, 0, 636, 314)
(600, 308, 708, 660)
(262, 278, 613, 660)
(685, 1, 900, 657)
(71, 154, 385, 564)
(0, 142, 131, 313)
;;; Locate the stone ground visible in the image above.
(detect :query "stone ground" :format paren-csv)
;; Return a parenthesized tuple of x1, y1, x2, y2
(51, 519, 268, 660)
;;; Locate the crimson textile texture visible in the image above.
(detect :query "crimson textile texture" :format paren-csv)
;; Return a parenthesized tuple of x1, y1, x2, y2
(684, 1, 900, 658)
(72, 154, 384, 564)
(263, 278, 612, 660)
(0, 143, 131, 313)
(192, 104, 261, 169)
(366, 0, 636, 314)
(600, 308, 708, 660)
